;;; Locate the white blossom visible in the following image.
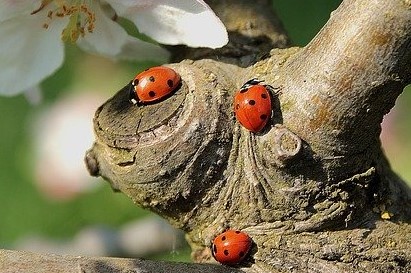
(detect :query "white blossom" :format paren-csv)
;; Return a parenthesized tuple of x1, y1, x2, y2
(0, 0, 228, 96)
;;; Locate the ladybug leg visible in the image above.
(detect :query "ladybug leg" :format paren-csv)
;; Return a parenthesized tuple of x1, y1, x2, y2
(266, 84, 282, 96)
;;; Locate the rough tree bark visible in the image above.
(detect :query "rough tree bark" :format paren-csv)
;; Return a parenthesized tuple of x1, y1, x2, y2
(2, 0, 411, 272)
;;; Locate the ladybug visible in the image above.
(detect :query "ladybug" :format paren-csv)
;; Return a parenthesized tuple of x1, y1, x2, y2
(234, 79, 272, 132)
(129, 66, 181, 104)
(212, 229, 252, 265)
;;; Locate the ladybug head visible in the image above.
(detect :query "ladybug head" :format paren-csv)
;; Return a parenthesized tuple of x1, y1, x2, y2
(128, 80, 139, 105)
(240, 78, 264, 90)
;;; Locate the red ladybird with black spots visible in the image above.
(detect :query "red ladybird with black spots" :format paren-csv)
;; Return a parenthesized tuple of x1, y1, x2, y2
(212, 229, 252, 265)
(234, 79, 272, 132)
(129, 66, 181, 104)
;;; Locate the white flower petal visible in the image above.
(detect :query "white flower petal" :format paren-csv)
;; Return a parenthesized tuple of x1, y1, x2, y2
(0, 11, 67, 96)
(106, 0, 228, 49)
(0, 0, 41, 22)
(77, 2, 169, 62)
(24, 85, 43, 105)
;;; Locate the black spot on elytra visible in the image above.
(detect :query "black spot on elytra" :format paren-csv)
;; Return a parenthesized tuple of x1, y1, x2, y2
(235, 231, 240, 234)
(260, 114, 267, 120)
(148, 91, 156, 97)
(235, 104, 240, 110)
(149, 76, 155, 82)
(240, 88, 249, 93)
(261, 93, 268, 99)
(221, 236, 226, 241)
(167, 79, 174, 88)
(133, 79, 139, 86)
(249, 100, 256, 105)
(224, 249, 229, 256)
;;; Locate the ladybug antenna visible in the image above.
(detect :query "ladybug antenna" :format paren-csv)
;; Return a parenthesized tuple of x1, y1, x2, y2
(128, 81, 139, 105)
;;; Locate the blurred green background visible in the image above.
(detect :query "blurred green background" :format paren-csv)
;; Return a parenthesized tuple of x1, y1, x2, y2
(1, 0, 410, 262)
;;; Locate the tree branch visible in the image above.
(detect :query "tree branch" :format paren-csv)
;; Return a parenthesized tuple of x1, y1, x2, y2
(280, 0, 411, 158)
(82, 0, 411, 272)
(14, 0, 407, 272)
(0, 249, 242, 273)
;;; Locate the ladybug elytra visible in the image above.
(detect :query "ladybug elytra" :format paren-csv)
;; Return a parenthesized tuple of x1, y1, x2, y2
(212, 229, 252, 265)
(130, 66, 181, 104)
